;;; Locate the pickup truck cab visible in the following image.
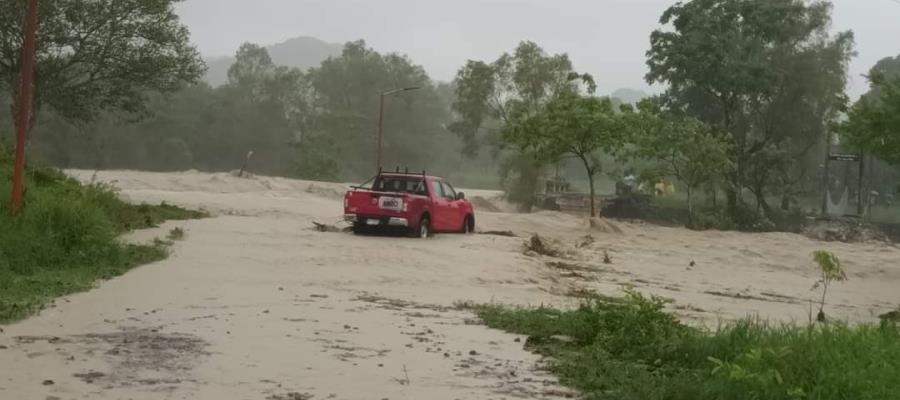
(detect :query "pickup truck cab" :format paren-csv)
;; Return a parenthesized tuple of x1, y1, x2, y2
(344, 171, 475, 238)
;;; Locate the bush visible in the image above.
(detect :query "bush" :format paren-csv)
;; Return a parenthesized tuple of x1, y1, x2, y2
(475, 291, 900, 400)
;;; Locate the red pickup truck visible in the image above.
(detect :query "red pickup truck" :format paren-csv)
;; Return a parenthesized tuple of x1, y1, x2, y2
(344, 171, 475, 238)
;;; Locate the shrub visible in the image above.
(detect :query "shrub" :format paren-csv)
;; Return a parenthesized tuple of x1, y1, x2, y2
(475, 290, 900, 400)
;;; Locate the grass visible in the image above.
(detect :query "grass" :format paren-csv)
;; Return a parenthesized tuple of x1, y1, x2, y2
(473, 290, 900, 400)
(0, 146, 207, 323)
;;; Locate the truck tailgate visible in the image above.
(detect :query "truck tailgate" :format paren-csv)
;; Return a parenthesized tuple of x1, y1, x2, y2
(345, 190, 408, 217)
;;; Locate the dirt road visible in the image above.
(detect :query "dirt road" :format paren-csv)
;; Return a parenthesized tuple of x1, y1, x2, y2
(2, 170, 898, 399)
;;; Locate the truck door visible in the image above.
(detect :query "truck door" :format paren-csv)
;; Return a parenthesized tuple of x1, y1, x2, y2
(430, 180, 452, 231)
(441, 181, 464, 230)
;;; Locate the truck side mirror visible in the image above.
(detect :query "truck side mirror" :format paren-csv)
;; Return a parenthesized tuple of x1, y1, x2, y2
(456, 192, 465, 200)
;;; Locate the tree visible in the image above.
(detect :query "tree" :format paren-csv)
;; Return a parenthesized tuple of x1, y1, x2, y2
(228, 43, 275, 88)
(0, 0, 205, 127)
(451, 41, 596, 156)
(630, 101, 732, 222)
(842, 57, 900, 165)
(304, 40, 453, 180)
(504, 92, 626, 217)
(646, 0, 853, 215)
(451, 41, 594, 210)
(811, 250, 847, 322)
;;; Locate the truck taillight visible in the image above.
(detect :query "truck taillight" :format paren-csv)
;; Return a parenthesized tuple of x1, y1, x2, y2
(344, 196, 348, 208)
(403, 201, 408, 212)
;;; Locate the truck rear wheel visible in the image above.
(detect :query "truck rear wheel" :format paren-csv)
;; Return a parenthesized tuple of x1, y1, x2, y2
(352, 223, 369, 235)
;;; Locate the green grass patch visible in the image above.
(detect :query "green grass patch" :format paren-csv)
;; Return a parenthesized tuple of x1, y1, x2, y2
(1, 146, 206, 323)
(474, 290, 900, 400)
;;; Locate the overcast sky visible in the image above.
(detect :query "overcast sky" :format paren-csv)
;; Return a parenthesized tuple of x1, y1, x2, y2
(175, 0, 900, 99)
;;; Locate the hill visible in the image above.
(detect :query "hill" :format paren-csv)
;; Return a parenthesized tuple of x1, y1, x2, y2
(611, 88, 650, 104)
(204, 36, 344, 86)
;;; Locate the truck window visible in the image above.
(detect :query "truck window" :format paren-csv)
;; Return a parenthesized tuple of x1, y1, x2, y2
(441, 182, 457, 200)
(375, 176, 426, 194)
(430, 180, 445, 198)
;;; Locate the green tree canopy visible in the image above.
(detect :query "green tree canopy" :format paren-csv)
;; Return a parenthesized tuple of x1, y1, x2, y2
(452, 41, 595, 209)
(503, 92, 626, 217)
(842, 56, 900, 165)
(646, 0, 854, 214)
(451, 41, 595, 157)
(629, 99, 733, 222)
(303, 40, 454, 179)
(0, 0, 205, 125)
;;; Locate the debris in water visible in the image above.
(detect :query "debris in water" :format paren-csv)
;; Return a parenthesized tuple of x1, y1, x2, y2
(479, 230, 517, 237)
(312, 221, 349, 233)
(526, 234, 563, 257)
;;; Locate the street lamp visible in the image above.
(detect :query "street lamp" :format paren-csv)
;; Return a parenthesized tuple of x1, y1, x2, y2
(377, 86, 420, 171)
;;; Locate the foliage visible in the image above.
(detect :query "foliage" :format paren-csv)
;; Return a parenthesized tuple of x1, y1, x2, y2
(503, 92, 628, 216)
(452, 41, 595, 206)
(23, 40, 478, 183)
(646, 0, 854, 215)
(0, 148, 204, 322)
(304, 40, 455, 180)
(0, 0, 205, 125)
(476, 290, 900, 400)
(842, 56, 900, 165)
(629, 100, 732, 223)
(451, 41, 596, 156)
(498, 151, 542, 212)
(811, 250, 848, 321)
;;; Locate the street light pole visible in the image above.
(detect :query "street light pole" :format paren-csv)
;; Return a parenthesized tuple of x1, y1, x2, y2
(9, 0, 39, 216)
(376, 86, 420, 171)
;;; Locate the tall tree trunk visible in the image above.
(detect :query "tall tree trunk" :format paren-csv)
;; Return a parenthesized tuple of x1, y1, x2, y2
(753, 187, 771, 216)
(687, 185, 694, 226)
(579, 155, 597, 218)
(588, 173, 596, 218)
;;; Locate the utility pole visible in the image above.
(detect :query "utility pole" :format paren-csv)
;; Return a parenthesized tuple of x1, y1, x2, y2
(857, 152, 865, 216)
(376, 86, 420, 171)
(821, 134, 831, 216)
(9, 0, 39, 216)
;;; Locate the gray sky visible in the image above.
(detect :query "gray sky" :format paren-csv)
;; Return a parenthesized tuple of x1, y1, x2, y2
(175, 0, 900, 99)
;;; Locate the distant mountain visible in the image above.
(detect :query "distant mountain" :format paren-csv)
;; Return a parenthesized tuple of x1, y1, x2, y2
(203, 36, 344, 87)
(611, 88, 650, 105)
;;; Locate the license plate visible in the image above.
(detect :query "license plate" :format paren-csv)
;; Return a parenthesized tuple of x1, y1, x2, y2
(366, 219, 381, 226)
(378, 196, 403, 211)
